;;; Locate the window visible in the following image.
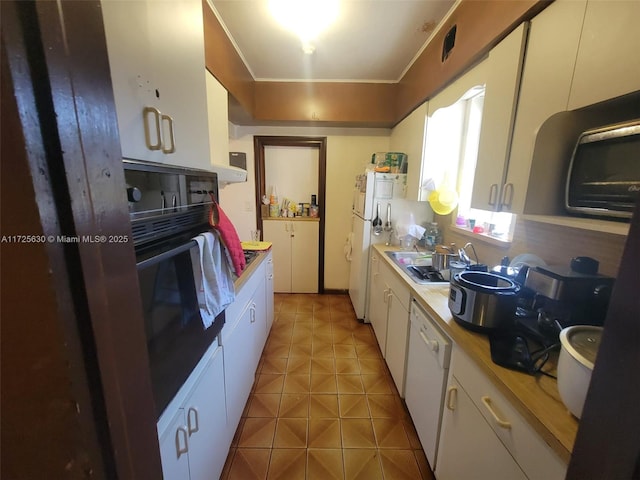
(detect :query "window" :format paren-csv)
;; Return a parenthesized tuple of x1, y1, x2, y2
(423, 85, 515, 241)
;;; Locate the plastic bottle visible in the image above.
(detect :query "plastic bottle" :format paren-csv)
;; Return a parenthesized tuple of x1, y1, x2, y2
(425, 222, 441, 251)
(310, 194, 318, 217)
(269, 186, 279, 217)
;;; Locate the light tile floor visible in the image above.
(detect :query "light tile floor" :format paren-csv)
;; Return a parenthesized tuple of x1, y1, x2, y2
(220, 293, 436, 480)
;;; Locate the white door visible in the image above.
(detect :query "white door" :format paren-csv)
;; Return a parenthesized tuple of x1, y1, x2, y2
(148, 0, 210, 169)
(265, 252, 274, 332)
(291, 221, 319, 293)
(159, 408, 190, 479)
(185, 346, 227, 480)
(436, 377, 527, 480)
(384, 289, 409, 396)
(223, 301, 256, 444)
(263, 220, 292, 293)
(367, 253, 389, 355)
(348, 214, 371, 319)
(405, 311, 448, 468)
(101, 0, 163, 163)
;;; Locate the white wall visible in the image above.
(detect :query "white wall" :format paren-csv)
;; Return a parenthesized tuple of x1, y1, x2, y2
(223, 125, 392, 290)
(265, 146, 318, 207)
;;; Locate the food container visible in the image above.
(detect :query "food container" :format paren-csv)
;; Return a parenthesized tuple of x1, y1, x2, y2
(557, 325, 603, 418)
(432, 249, 458, 271)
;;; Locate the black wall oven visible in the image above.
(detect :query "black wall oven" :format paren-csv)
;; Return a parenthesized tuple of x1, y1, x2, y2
(124, 159, 225, 419)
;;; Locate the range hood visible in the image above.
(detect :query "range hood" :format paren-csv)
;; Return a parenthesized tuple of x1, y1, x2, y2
(211, 163, 247, 186)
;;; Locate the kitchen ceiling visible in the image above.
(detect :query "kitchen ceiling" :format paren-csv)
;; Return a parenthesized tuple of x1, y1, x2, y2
(210, 0, 457, 83)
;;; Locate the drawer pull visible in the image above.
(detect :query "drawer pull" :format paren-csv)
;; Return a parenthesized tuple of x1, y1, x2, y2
(446, 386, 457, 411)
(481, 396, 511, 429)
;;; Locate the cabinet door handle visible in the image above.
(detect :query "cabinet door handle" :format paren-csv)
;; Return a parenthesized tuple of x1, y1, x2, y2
(500, 183, 514, 210)
(481, 396, 511, 429)
(446, 386, 457, 411)
(161, 114, 176, 154)
(250, 304, 256, 323)
(187, 407, 199, 436)
(175, 426, 189, 458)
(488, 184, 498, 206)
(143, 106, 162, 151)
(382, 288, 389, 303)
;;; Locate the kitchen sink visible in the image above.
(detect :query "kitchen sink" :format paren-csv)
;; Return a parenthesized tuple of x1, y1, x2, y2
(384, 251, 448, 284)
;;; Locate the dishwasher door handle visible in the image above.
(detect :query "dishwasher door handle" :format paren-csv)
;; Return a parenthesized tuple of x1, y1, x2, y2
(419, 329, 439, 353)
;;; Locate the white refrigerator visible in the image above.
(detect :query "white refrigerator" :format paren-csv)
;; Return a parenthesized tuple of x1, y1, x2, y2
(348, 171, 407, 321)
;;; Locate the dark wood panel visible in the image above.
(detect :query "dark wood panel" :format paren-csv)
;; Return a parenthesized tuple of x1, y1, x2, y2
(202, 0, 551, 126)
(2, 1, 163, 478)
(396, 0, 550, 121)
(253, 82, 396, 125)
(2, 7, 107, 476)
(567, 195, 640, 479)
(202, 0, 254, 116)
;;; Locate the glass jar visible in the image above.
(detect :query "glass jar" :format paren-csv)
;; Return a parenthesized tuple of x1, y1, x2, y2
(425, 222, 441, 251)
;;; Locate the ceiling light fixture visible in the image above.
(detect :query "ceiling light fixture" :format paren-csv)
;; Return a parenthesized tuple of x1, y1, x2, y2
(269, 0, 339, 45)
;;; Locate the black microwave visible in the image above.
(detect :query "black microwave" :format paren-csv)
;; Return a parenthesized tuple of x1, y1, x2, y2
(565, 119, 640, 220)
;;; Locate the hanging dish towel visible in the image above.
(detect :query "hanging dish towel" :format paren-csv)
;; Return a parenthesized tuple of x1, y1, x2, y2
(344, 232, 353, 262)
(191, 231, 235, 329)
(209, 195, 246, 276)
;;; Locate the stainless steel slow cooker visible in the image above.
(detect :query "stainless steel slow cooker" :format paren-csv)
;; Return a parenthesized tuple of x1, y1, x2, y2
(448, 271, 520, 331)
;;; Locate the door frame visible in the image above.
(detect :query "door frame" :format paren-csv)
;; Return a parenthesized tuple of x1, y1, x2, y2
(253, 136, 326, 293)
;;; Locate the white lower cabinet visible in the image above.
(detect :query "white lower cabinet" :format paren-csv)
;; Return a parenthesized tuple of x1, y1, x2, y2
(263, 220, 319, 293)
(221, 255, 269, 444)
(436, 348, 567, 480)
(158, 253, 274, 479)
(159, 345, 227, 480)
(367, 252, 388, 353)
(265, 253, 274, 333)
(436, 375, 527, 480)
(382, 263, 411, 397)
(367, 256, 411, 396)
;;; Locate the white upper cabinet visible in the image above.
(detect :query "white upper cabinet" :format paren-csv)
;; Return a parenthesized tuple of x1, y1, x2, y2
(568, 0, 640, 110)
(390, 102, 428, 201)
(471, 23, 528, 212)
(505, 0, 587, 214)
(102, 0, 211, 170)
(206, 72, 230, 167)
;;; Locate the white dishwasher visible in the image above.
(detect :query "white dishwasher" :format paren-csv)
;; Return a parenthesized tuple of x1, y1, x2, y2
(405, 298, 452, 470)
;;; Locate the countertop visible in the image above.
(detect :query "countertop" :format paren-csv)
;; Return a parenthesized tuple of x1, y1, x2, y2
(372, 244, 578, 463)
(235, 248, 271, 292)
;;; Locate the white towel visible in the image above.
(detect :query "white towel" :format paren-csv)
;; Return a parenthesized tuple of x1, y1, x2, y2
(191, 231, 235, 329)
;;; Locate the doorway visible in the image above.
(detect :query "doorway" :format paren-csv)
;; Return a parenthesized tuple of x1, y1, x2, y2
(254, 136, 326, 293)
